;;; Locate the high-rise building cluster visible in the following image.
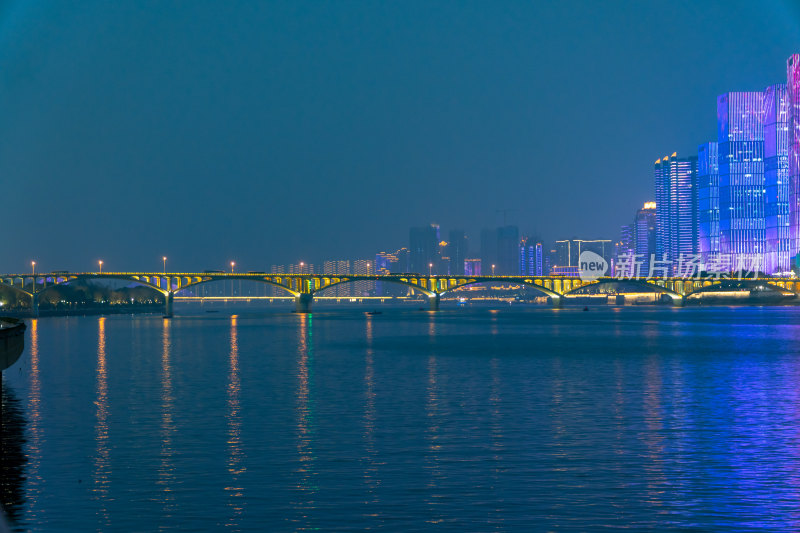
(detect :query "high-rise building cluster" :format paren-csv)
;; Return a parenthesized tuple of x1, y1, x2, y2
(266, 56, 800, 287)
(270, 219, 616, 298)
(617, 53, 800, 276)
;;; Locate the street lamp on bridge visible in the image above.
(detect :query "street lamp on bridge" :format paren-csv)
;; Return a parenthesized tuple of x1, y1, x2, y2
(31, 261, 35, 276)
(163, 256, 167, 274)
(429, 263, 433, 276)
(98, 260, 103, 273)
(492, 264, 495, 276)
(230, 261, 235, 273)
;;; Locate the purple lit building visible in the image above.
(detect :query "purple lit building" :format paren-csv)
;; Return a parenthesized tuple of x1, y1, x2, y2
(717, 92, 765, 271)
(789, 54, 800, 268)
(464, 258, 481, 276)
(764, 83, 790, 273)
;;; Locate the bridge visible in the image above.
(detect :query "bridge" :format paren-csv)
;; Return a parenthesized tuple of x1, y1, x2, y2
(1, 271, 798, 317)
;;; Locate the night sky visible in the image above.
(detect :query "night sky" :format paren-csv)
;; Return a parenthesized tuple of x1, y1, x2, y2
(1, 1, 798, 272)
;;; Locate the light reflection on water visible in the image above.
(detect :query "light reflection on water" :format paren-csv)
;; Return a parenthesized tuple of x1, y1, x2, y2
(362, 315, 380, 515)
(25, 319, 42, 524)
(4, 307, 800, 530)
(92, 317, 110, 528)
(157, 317, 176, 518)
(293, 313, 316, 529)
(224, 315, 245, 527)
(424, 314, 442, 524)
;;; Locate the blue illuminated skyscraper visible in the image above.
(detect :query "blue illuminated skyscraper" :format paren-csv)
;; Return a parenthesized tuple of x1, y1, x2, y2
(717, 92, 765, 270)
(518, 237, 544, 276)
(654, 153, 697, 271)
(519, 238, 535, 275)
(697, 142, 719, 264)
(535, 243, 543, 276)
(764, 83, 790, 273)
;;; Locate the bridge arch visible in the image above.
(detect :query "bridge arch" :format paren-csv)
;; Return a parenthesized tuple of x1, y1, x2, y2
(1, 274, 168, 296)
(310, 276, 435, 298)
(176, 276, 301, 297)
(63, 274, 166, 295)
(0, 281, 33, 298)
(437, 277, 563, 300)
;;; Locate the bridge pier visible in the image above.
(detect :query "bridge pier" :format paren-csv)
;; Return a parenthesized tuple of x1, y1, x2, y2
(295, 293, 313, 313)
(672, 296, 685, 307)
(429, 294, 440, 311)
(550, 296, 562, 308)
(30, 293, 39, 318)
(164, 292, 174, 318)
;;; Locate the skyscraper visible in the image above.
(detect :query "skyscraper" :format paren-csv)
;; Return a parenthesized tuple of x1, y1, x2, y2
(447, 229, 468, 276)
(697, 142, 720, 265)
(409, 224, 440, 274)
(655, 153, 697, 271)
(614, 224, 634, 276)
(554, 239, 574, 269)
(535, 243, 543, 276)
(788, 54, 800, 267)
(518, 236, 537, 275)
(634, 202, 657, 275)
(496, 225, 520, 275)
(480, 228, 497, 275)
(717, 92, 765, 271)
(764, 83, 790, 273)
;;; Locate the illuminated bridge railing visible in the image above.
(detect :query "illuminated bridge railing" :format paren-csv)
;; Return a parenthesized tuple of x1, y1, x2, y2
(1, 272, 798, 315)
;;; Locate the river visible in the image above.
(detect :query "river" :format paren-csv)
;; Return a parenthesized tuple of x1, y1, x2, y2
(2, 306, 800, 531)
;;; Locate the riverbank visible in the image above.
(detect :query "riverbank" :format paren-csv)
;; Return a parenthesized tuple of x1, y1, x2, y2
(0, 317, 25, 372)
(0, 305, 162, 319)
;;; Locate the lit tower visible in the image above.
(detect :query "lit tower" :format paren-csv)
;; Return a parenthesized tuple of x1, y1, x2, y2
(697, 142, 719, 265)
(634, 202, 657, 275)
(788, 54, 800, 268)
(717, 92, 765, 271)
(655, 153, 697, 272)
(764, 83, 790, 273)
